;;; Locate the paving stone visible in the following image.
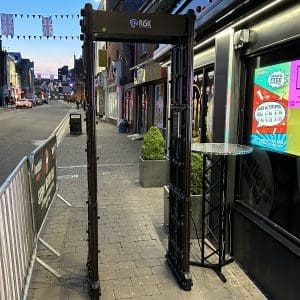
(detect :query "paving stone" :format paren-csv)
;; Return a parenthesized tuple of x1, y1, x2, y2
(116, 268, 135, 279)
(30, 279, 51, 289)
(102, 278, 133, 289)
(134, 267, 152, 277)
(100, 268, 117, 281)
(152, 293, 184, 300)
(33, 286, 67, 299)
(113, 286, 145, 299)
(131, 275, 160, 287)
(143, 284, 160, 296)
(99, 289, 116, 300)
(134, 259, 162, 268)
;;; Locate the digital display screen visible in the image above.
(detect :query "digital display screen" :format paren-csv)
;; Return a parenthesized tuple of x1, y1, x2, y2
(250, 60, 300, 156)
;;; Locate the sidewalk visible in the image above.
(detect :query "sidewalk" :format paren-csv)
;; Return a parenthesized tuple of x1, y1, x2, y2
(28, 118, 266, 300)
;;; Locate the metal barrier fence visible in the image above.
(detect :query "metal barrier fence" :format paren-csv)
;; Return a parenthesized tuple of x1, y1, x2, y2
(0, 133, 71, 299)
(0, 157, 36, 300)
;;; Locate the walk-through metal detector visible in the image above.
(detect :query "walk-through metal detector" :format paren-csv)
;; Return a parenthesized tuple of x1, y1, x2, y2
(80, 4, 195, 298)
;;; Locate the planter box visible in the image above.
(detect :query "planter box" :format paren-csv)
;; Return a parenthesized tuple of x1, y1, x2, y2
(139, 156, 169, 188)
(163, 186, 204, 239)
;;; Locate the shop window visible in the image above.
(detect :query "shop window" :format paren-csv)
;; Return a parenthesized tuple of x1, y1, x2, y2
(239, 44, 300, 239)
(192, 66, 214, 143)
(154, 84, 164, 128)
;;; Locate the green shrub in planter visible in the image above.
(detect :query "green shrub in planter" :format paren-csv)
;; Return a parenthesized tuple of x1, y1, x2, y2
(190, 152, 203, 195)
(141, 126, 165, 160)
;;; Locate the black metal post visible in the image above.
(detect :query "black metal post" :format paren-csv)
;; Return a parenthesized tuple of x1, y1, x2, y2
(183, 8, 196, 276)
(166, 9, 195, 291)
(81, 3, 100, 299)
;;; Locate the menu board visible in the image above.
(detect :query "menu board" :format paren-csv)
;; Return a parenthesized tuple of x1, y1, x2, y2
(250, 60, 300, 156)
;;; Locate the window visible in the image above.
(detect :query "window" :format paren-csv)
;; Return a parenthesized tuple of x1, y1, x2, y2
(239, 43, 300, 239)
(192, 66, 214, 143)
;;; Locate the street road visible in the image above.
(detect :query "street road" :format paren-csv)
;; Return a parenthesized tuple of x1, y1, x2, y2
(0, 101, 74, 185)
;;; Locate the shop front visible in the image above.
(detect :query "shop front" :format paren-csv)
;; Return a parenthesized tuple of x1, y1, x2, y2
(193, 0, 300, 298)
(122, 83, 135, 132)
(106, 84, 120, 125)
(234, 4, 300, 299)
(134, 62, 167, 135)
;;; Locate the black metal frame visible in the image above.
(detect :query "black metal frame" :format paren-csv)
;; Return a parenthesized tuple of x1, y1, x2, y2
(80, 4, 195, 296)
(81, 4, 100, 299)
(167, 14, 195, 288)
(190, 153, 233, 282)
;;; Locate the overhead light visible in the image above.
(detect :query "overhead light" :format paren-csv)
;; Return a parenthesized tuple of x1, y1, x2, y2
(194, 0, 285, 51)
(194, 35, 215, 50)
(215, 9, 235, 23)
(234, 0, 285, 27)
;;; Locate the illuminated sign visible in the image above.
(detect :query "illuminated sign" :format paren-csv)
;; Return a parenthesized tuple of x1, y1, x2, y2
(250, 60, 300, 156)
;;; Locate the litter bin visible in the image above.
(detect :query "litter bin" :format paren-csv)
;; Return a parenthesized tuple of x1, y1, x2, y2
(69, 113, 82, 134)
(118, 119, 129, 133)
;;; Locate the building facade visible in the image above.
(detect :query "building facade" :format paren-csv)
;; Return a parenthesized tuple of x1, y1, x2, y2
(140, 0, 300, 298)
(104, 0, 145, 126)
(190, 1, 299, 298)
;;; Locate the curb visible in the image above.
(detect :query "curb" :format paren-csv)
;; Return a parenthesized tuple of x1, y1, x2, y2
(52, 107, 75, 146)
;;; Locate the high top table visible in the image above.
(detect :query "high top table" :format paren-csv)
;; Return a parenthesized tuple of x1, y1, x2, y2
(190, 143, 252, 282)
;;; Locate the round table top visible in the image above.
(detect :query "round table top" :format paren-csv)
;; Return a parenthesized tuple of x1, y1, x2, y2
(191, 143, 253, 156)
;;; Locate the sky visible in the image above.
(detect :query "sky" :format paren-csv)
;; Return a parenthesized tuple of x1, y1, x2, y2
(0, 1, 103, 77)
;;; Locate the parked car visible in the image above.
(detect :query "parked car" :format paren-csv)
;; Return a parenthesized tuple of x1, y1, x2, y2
(16, 99, 33, 108)
(27, 98, 37, 106)
(35, 97, 43, 105)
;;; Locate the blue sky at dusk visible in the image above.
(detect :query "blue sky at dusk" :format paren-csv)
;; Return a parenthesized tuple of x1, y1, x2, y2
(0, 1, 102, 76)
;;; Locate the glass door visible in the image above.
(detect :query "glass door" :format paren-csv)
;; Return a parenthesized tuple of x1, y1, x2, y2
(193, 66, 215, 143)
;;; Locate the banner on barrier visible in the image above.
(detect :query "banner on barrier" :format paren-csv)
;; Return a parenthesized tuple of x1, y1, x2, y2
(30, 135, 57, 233)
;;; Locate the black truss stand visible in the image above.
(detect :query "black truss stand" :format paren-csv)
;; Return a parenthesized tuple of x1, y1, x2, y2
(190, 143, 252, 282)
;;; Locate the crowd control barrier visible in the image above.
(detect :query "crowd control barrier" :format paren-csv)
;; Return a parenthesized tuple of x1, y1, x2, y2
(0, 134, 71, 299)
(0, 157, 36, 300)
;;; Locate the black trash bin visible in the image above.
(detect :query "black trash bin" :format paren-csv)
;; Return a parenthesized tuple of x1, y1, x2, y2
(69, 113, 82, 134)
(118, 119, 129, 133)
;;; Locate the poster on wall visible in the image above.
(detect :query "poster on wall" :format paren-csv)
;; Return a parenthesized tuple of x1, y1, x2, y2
(250, 60, 300, 156)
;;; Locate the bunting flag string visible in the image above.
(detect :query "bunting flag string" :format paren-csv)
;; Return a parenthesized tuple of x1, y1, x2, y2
(0, 34, 80, 40)
(0, 12, 80, 38)
(8, 13, 80, 19)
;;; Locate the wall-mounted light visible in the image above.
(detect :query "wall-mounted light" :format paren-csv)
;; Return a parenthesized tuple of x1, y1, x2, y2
(233, 29, 250, 50)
